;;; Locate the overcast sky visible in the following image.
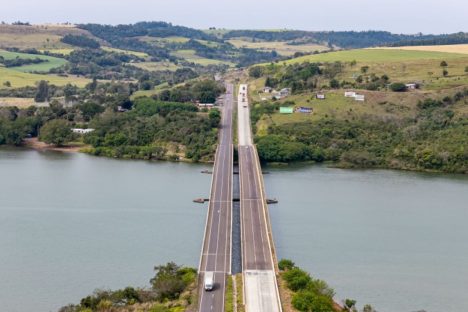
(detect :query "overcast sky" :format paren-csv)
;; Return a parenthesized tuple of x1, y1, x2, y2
(2, 0, 467, 34)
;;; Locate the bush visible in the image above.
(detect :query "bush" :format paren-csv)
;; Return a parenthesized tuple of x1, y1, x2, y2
(39, 119, 74, 146)
(292, 290, 335, 312)
(389, 82, 407, 92)
(278, 259, 296, 271)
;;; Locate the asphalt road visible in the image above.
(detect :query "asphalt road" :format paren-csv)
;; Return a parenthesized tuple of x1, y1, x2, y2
(237, 84, 281, 312)
(198, 83, 234, 312)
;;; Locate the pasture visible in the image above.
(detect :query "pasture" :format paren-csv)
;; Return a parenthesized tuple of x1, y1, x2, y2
(270, 49, 468, 90)
(102, 47, 149, 58)
(0, 49, 67, 72)
(131, 61, 180, 72)
(379, 44, 468, 55)
(0, 67, 89, 88)
(228, 39, 328, 56)
(171, 49, 235, 66)
(284, 49, 467, 64)
(0, 24, 92, 50)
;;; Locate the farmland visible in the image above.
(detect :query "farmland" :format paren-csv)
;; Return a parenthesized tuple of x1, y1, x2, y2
(283, 48, 467, 64)
(171, 49, 235, 66)
(0, 24, 93, 50)
(0, 49, 67, 72)
(228, 38, 328, 56)
(267, 49, 468, 90)
(0, 67, 89, 89)
(378, 44, 468, 55)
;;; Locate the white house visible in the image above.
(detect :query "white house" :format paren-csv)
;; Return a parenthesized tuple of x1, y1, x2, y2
(354, 94, 365, 101)
(72, 128, 95, 134)
(345, 91, 356, 98)
(263, 87, 273, 93)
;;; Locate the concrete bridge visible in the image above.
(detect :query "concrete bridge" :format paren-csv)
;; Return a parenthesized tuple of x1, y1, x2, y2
(198, 83, 281, 312)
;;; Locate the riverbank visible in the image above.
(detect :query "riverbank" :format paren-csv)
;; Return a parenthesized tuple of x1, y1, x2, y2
(22, 137, 87, 153)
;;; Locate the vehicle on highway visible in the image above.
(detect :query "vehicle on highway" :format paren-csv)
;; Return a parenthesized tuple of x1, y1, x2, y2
(204, 272, 214, 291)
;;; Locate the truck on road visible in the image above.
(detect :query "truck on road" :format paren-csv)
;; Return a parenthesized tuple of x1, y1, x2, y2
(204, 272, 214, 291)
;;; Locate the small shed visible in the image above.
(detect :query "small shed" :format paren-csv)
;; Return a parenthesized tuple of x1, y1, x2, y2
(280, 88, 291, 97)
(405, 83, 417, 90)
(345, 91, 356, 98)
(296, 107, 313, 114)
(279, 107, 294, 114)
(263, 87, 273, 93)
(316, 93, 326, 100)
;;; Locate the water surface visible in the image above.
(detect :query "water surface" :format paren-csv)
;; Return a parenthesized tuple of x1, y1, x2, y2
(264, 165, 468, 312)
(0, 148, 209, 312)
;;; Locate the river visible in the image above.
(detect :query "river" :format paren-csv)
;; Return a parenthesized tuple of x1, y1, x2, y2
(0, 148, 467, 312)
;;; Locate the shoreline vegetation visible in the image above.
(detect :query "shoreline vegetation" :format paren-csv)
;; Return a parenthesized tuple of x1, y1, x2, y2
(59, 260, 373, 312)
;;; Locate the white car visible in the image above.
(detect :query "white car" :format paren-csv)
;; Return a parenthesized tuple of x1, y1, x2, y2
(204, 272, 214, 291)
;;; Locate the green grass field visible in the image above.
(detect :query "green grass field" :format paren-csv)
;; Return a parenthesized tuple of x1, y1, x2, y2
(0, 49, 67, 72)
(228, 39, 328, 56)
(131, 61, 180, 72)
(102, 46, 149, 58)
(0, 67, 89, 88)
(254, 88, 468, 136)
(264, 48, 468, 90)
(171, 49, 235, 66)
(284, 49, 467, 64)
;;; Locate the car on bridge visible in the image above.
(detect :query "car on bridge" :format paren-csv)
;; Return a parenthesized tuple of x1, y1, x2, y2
(204, 272, 214, 291)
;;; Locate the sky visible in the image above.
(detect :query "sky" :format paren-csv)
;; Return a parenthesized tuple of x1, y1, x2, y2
(1, 0, 467, 34)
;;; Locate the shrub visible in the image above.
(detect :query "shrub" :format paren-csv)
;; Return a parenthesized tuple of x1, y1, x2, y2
(278, 259, 296, 271)
(389, 82, 407, 92)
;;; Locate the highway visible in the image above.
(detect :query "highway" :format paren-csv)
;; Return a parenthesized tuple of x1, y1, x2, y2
(198, 83, 234, 312)
(237, 84, 282, 312)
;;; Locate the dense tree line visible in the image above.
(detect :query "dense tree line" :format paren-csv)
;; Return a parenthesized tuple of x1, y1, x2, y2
(223, 30, 451, 48)
(83, 97, 219, 161)
(61, 34, 101, 49)
(388, 32, 468, 47)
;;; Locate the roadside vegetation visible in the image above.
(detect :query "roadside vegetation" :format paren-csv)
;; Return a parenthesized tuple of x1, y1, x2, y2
(278, 259, 376, 312)
(58, 262, 197, 312)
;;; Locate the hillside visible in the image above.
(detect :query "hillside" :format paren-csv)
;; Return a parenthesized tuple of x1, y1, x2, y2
(246, 47, 468, 173)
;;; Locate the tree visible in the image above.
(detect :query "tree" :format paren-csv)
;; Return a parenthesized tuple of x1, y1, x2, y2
(465, 66, 468, 73)
(329, 79, 340, 89)
(3, 81, 11, 87)
(208, 108, 221, 127)
(363, 304, 376, 312)
(389, 82, 407, 92)
(78, 102, 104, 121)
(442, 69, 449, 77)
(249, 66, 264, 78)
(360, 66, 369, 74)
(39, 119, 74, 146)
(278, 259, 296, 271)
(63, 83, 77, 103)
(35, 80, 49, 102)
(440, 60, 448, 67)
(344, 299, 357, 312)
(150, 262, 186, 301)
